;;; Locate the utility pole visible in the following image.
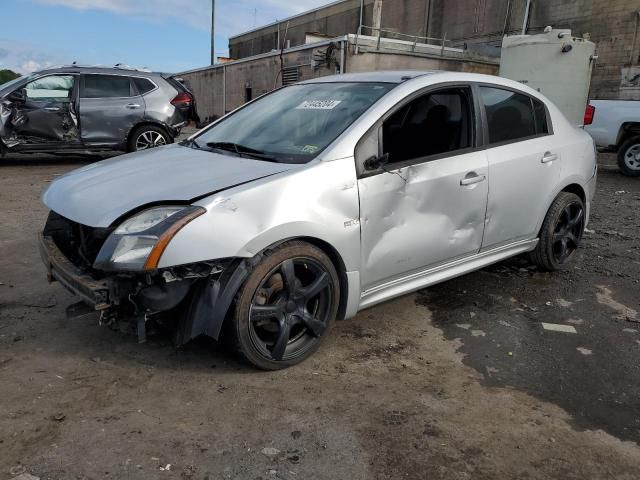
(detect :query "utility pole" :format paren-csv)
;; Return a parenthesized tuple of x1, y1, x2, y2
(210, 0, 216, 65)
(521, 0, 531, 35)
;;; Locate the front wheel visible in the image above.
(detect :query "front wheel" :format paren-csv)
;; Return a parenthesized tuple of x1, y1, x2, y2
(127, 125, 171, 152)
(232, 241, 340, 370)
(617, 136, 640, 177)
(531, 192, 585, 271)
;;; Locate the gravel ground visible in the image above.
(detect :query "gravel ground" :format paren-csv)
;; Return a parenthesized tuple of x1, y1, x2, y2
(0, 151, 639, 480)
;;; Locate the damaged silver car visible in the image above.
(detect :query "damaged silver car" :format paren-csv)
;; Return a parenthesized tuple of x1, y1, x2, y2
(39, 71, 597, 369)
(0, 65, 198, 156)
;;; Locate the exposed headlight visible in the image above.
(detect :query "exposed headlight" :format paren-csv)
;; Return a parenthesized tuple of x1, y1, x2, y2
(95, 206, 206, 271)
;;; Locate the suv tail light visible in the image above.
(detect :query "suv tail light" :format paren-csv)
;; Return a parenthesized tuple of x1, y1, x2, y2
(583, 104, 595, 125)
(171, 92, 193, 107)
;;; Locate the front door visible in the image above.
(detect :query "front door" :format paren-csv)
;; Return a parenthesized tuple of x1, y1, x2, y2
(12, 74, 79, 143)
(357, 86, 489, 290)
(79, 74, 145, 146)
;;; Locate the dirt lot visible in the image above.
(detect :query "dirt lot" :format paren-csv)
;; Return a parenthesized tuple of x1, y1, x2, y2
(1, 152, 639, 480)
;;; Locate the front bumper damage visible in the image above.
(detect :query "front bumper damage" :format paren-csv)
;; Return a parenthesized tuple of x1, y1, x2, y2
(39, 228, 248, 345)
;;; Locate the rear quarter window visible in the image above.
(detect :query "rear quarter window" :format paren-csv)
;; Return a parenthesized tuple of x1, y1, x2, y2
(133, 77, 156, 95)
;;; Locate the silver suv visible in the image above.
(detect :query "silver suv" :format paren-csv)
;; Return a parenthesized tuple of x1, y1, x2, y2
(0, 65, 198, 155)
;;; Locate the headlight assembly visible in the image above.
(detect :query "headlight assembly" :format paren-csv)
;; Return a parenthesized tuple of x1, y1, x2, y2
(95, 205, 205, 271)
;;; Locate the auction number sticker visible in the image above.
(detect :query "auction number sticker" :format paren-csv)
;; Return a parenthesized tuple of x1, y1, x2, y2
(296, 100, 342, 110)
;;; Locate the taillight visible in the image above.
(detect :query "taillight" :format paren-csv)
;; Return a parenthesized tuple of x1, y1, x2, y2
(583, 104, 595, 125)
(171, 92, 192, 106)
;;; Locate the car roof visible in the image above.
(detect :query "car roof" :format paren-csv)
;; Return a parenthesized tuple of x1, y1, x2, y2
(300, 70, 439, 84)
(30, 65, 164, 77)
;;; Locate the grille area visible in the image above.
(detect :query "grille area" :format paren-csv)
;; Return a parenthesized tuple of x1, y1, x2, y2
(43, 211, 115, 273)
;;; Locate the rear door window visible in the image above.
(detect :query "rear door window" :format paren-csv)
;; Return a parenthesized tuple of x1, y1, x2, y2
(480, 87, 536, 144)
(81, 74, 132, 98)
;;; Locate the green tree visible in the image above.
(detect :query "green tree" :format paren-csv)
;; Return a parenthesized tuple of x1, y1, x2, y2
(0, 69, 21, 84)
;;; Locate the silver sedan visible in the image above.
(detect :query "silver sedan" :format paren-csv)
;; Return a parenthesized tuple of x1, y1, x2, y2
(39, 71, 597, 369)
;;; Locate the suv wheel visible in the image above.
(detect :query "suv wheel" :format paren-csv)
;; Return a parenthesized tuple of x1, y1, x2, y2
(531, 192, 585, 271)
(617, 135, 640, 177)
(128, 125, 171, 152)
(232, 241, 340, 370)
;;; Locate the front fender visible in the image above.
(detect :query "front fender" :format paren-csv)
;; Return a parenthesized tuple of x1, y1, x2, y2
(158, 158, 362, 272)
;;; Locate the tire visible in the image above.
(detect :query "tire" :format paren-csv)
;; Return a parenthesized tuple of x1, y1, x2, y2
(127, 125, 172, 152)
(531, 192, 585, 272)
(232, 241, 340, 370)
(617, 136, 640, 177)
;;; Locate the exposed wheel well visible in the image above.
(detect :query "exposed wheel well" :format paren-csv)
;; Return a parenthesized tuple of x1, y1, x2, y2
(617, 123, 640, 148)
(127, 121, 174, 144)
(561, 184, 586, 205)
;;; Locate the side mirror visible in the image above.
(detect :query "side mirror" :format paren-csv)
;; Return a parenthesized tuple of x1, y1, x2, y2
(7, 88, 26, 103)
(363, 153, 390, 171)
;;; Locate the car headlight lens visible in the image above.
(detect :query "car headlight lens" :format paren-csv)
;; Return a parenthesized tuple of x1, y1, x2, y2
(95, 206, 206, 271)
(115, 206, 185, 234)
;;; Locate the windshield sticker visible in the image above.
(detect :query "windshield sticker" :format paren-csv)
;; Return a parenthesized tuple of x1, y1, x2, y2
(296, 100, 342, 110)
(302, 145, 319, 154)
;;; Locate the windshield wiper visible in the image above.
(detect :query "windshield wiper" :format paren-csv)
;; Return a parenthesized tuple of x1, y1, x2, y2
(206, 142, 278, 162)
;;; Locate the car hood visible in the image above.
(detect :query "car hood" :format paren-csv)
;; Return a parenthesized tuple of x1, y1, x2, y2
(42, 144, 298, 227)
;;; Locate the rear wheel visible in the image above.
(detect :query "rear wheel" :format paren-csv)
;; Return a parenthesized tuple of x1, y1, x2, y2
(617, 136, 640, 177)
(232, 241, 340, 370)
(531, 192, 585, 271)
(127, 125, 171, 152)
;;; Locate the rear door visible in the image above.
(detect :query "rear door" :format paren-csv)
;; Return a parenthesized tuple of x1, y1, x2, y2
(11, 74, 79, 143)
(78, 74, 145, 146)
(478, 85, 560, 250)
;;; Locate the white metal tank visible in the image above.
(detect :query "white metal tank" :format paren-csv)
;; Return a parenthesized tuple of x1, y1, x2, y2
(499, 28, 596, 126)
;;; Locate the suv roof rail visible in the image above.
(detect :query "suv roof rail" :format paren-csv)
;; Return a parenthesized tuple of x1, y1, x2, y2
(45, 63, 153, 73)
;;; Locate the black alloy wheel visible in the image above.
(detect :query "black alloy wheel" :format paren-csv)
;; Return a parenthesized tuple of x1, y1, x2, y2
(531, 192, 586, 271)
(551, 201, 584, 264)
(233, 241, 340, 370)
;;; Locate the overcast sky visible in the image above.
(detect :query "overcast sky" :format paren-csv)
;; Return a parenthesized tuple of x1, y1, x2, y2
(1, 0, 330, 74)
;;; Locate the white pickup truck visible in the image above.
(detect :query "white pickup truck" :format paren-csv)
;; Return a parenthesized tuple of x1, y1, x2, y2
(584, 100, 640, 176)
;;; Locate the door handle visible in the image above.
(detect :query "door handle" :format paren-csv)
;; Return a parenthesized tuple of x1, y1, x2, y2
(44, 107, 60, 112)
(125, 103, 141, 109)
(541, 152, 558, 164)
(460, 174, 487, 186)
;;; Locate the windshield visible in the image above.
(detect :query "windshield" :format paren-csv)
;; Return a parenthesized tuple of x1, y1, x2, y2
(193, 82, 395, 163)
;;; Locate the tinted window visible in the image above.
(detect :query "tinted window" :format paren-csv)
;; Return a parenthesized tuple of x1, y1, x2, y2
(24, 75, 74, 101)
(480, 87, 536, 144)
(133, 77, 155, 95)
(533, 98, 549, 135)
(82, 75, 131, 98)
(383, 87, 473, 164)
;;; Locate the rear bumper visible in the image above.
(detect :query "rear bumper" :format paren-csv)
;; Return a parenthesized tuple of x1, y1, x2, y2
(38, 234, 111, 310)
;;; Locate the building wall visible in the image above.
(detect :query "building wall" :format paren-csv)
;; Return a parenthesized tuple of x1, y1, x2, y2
(228, 0, 640, 100)
(180, 39, 499, 122)
(182, 44, 346, 123)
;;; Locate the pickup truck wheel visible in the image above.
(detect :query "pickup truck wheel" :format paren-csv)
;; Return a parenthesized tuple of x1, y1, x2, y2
(618, 136, 640, 177)
(531, 192, 585, 272)
(233, 241, 340, 370)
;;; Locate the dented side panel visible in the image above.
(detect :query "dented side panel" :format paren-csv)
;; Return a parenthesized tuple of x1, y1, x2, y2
(358, 151, 489, 291)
